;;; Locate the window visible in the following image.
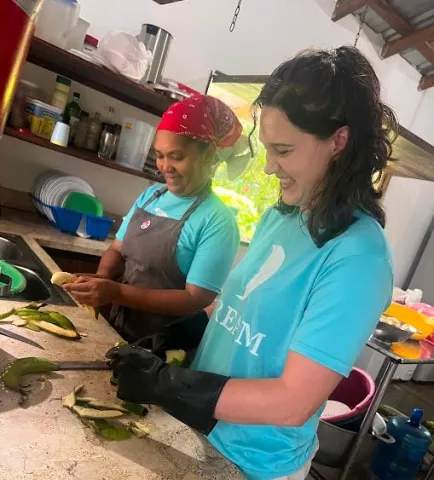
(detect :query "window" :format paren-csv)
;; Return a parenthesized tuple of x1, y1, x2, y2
(207, 71, 279, 243)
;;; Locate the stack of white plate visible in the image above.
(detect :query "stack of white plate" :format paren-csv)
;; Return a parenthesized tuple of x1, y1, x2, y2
(32, 170, 95, 222)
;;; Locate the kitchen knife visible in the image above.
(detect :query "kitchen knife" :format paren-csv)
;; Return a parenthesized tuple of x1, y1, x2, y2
(57, 361, 111, 371)
(0, 326, 44, 350)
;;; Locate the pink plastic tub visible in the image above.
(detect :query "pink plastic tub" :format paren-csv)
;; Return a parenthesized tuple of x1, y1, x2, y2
(324, 367, 376, 424)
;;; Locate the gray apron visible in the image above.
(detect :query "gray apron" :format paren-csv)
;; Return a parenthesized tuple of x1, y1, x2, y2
(109, 186, 210, 350)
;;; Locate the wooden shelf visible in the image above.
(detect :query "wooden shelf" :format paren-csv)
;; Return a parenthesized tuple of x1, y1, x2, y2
(27, 37, 175, 117)
(4, 127, 164, 183)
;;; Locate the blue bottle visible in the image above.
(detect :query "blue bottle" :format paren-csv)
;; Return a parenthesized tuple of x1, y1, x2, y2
(372, 409, 432, 479)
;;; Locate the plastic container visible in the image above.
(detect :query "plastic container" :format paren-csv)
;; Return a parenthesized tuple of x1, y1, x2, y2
(52, 75, 71, 113)
(8, 80, 40, 129)
(323, 368, 375, 425)
(26, 99, 62, 139)
(83, 34, 98, 54)
(371, 409, 432, 479)
(0, 0, 42, 136)
(50, 121, 70, 147)
(32, 196, 113, 241)
(116, 117, 156, 170)
(35, 0, 80, 49)
(66, 17, 90, 51)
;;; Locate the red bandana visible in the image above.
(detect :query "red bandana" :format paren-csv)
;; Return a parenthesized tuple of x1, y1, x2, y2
(157, 94, 242, 149)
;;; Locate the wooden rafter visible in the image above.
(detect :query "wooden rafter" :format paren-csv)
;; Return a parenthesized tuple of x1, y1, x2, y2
(382, 23, 434, 58)
(419, 74, 434, 91)
(331, 0, 370, 22)
(332, 0, 434, 90)
(369, 0, 412, 35)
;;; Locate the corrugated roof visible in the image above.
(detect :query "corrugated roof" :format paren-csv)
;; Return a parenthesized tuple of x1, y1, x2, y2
(353, 0, 434, 78)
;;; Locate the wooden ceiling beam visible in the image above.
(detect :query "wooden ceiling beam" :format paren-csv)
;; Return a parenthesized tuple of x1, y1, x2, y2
(382, 24, 434, 58)
(369, 0, 413, 35)
(331, 0, 371, 22)
(419, 74, 434, 91)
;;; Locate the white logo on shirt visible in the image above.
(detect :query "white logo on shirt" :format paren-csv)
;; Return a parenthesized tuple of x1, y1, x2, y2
(237, 245, 285, 300)
(213, 244, 285, 357)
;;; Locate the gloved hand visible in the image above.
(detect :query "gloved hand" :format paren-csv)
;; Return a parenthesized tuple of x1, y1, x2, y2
(105, 344, 229, 435)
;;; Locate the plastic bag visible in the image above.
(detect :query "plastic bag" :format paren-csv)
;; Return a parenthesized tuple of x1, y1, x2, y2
(98, 32, 152, 82)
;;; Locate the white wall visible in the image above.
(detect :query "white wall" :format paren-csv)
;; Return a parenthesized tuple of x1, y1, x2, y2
(78, 0, 434, 145)
(1, 0, 433, 278)
(383, 176, 434, 287)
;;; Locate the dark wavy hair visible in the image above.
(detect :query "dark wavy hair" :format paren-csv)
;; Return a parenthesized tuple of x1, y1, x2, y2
(252, 46, 398, 247)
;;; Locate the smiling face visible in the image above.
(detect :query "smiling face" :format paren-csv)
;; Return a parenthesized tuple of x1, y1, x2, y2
(259, 106, 345, 208)
(153, 131, 214, 197)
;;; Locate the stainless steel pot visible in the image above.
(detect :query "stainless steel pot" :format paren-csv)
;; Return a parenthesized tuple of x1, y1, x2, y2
(315, 414, 394, 468)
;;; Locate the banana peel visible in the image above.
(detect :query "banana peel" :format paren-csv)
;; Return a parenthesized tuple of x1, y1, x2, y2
(51, 272, 99, 319)
(1, 357, 60, 390)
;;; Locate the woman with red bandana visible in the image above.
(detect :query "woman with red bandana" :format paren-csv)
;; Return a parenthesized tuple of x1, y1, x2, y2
(66, 94, 244, 351)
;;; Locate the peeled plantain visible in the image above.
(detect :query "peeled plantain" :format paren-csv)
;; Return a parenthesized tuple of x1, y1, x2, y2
(1, 357, 59, 390)
(51, 272, 98, 319)
(21, 311, 81, 340)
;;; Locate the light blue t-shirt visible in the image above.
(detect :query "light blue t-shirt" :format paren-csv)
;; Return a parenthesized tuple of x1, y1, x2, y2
(116, 184, 240, 294)
(193, 207, 393, 480)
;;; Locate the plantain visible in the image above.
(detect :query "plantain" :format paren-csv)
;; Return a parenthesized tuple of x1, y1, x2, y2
(72, 405, 124, 419)
(121, 401, 148, 417)
(165, 349, 186, 366)
(51, 272, 98, 319)
(62, 385, 84, 409)
(19, 310, 81, 340)
(129, 421, 150, 438)
(1, 357, 59, 390)
(25, 322, 41, 332)
(86, 400, 129, 413)
(86, 419, 131, 440)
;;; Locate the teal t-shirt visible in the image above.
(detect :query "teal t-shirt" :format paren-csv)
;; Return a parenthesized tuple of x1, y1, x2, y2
(192, 207, 393, 480)
(116, 184, 240, 294)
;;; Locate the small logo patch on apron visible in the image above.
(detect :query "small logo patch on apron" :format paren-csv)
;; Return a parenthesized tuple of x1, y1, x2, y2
(140, 220, 151, 230)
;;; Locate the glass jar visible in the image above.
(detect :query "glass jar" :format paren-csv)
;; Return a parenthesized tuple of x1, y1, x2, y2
(84, 112, 102, 151)
(8, 79, 39, 129)
(73, 111, 89, 148)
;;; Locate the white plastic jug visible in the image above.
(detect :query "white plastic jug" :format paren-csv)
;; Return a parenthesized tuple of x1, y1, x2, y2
(35, 0, 80, 49)
(116, 118, 156, 171)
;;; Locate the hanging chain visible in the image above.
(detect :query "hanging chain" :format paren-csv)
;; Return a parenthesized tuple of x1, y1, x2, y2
(229, 0, 243, 32)
(354, 4, 368, 47)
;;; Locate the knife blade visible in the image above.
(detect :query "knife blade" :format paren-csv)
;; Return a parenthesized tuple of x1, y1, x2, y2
(0, 326, 44, 350)
(57, 361, 111, 370)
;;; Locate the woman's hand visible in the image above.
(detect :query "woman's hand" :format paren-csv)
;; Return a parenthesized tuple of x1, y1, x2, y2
(64, 277, 120, 307)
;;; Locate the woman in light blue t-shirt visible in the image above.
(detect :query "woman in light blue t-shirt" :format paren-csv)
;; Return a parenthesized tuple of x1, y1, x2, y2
(107, 47, 397, 480)
(66, 95, 246, 350)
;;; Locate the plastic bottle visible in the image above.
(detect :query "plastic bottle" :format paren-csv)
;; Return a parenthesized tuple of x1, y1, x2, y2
(371, 408, 432, 480)
(52, 75, 71, 113)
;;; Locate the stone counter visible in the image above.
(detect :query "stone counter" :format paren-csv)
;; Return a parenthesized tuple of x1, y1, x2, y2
(0, 217, 112, 257)
(0, 235, 244, 480)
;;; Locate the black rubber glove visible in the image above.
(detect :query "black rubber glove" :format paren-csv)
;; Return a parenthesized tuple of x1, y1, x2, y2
(105, 344, 229, 435)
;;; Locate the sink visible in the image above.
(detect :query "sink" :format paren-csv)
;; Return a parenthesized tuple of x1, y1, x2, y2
(0, 232, 75, 306)
(9, 266, 50, 302)
(0, 236, 22, 261)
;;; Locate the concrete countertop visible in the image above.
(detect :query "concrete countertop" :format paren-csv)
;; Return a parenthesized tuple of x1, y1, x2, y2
(0, 234, 243, 480)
